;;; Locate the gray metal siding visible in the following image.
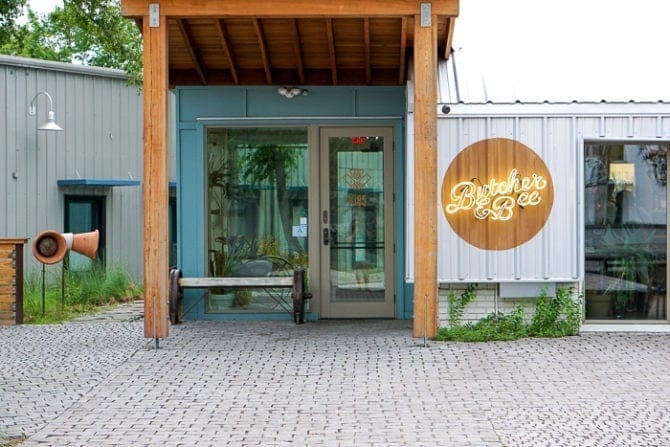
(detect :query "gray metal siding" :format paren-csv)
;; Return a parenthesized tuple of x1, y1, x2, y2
(406, 102, 670, 283)
(1, 57, 144, 279)
(436, 115, 581, 282)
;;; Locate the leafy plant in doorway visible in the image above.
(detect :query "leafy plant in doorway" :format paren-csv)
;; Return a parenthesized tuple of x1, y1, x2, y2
(207, 236, 258, 310)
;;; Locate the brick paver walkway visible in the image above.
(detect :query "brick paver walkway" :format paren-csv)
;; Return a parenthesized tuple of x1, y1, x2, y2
(1, 308, 670, 446)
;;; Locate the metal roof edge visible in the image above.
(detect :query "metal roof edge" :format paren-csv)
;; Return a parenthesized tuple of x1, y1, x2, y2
(0, 55, 128, 80)
(436, 101, 670, 117)
(435, 60, 670, 106)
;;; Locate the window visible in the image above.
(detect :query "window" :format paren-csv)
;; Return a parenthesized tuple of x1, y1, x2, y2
(584, 143, 667, 320)
(205, 127, 308, 313)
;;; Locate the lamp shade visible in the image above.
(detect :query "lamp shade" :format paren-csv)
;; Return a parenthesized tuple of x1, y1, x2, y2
(39, 111, 64, 131)
(29, 92, 64, 131)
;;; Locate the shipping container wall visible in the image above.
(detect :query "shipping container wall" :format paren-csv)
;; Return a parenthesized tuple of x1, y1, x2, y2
(0, 56, 145, 280)
(406, 102, 670, 284)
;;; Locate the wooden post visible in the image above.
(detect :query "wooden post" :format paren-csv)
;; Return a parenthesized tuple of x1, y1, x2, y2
(143, 13, 170, 340)
(413, 8, 438, 338)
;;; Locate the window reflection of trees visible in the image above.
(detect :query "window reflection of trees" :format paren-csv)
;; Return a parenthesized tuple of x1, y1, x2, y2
(584, 143, 667, 320)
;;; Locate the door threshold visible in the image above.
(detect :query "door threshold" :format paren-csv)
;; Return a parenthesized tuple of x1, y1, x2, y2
(581, 321, 670, 333)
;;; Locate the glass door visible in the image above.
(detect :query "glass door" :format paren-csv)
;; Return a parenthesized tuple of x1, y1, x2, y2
(319, 128, 395, 318)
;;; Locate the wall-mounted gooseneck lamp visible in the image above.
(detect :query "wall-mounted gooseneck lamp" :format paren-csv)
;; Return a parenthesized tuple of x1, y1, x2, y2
(28, 91, 64, 131)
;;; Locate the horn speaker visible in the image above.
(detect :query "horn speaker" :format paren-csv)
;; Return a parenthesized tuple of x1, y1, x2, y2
(32, 229, 99, 265)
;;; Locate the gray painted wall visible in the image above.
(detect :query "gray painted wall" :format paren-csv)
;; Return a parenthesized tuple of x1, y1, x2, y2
(0, 56, 144, 280)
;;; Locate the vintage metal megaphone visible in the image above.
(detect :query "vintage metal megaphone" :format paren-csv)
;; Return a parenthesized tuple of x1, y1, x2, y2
(32, 229, 99, 265)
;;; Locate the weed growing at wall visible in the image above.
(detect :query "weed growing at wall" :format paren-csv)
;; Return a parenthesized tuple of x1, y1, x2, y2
(528, 287, 582, 337)
(440, 307, 528, 342)
(447, 283, 478, 327)
(437, 286, 583, 342)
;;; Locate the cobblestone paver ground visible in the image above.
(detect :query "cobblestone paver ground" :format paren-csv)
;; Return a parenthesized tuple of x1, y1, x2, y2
(1, 308, 670, 446)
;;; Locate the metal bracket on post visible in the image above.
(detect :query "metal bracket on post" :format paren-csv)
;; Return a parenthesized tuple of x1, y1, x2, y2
(423, 294, 428, 348)
(149, 3, 160, 28)
(420, 3, 432, 28)
(153, 294, 160, 350)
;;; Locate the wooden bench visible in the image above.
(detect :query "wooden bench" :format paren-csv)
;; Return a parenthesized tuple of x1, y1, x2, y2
(169, 268, 311, 325)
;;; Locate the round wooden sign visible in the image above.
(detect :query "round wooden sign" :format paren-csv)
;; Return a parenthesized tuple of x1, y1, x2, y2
(441, 138, 554, 250)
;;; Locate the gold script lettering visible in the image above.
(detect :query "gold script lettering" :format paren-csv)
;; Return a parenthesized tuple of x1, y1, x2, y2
(444, 169, 547, 221)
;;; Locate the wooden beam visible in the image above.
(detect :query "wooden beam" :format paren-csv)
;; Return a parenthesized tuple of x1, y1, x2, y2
(326, 18, 338, 85)
(290, 19, 305, 84)
(142, 14, 170, 340)
(443, 17, 455, 59)
(176, 19, 207, 84)
(398, 16, 407, 84)
(364, 18, 371, 84)
(214, 19, 240, 84)
(412, 11, 438, 338)
(252, 18, 273, 84)
(121, 0, 459, 18)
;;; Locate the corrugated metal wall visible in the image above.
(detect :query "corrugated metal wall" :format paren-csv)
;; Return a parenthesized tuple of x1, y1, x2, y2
(0, 56, 144, 280)
(406, 102, 670, 283)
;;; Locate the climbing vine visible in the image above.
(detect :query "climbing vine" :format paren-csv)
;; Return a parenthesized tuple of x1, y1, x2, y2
(447, 283, 478, 327)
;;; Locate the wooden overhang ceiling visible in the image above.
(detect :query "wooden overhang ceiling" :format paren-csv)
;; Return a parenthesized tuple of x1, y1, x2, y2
(121, 0, 458, 87)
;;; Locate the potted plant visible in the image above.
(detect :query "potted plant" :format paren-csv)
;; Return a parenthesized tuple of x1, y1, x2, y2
(208, 236, 258, 310)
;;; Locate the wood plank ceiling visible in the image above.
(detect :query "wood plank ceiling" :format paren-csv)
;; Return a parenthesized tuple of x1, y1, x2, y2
(132, 15, 455, 86)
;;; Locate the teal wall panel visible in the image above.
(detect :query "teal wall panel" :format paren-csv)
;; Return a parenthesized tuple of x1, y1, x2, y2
(178, 86, 404, 121)
(393, 122, 409, 320)
(177, 126, 204, 277)
(246, 87, 356, 117)
(176, 85, 407, 320)
(179, 89, 245, 122)
(177, 126, 206, 319)
(357, 88, 406, 116)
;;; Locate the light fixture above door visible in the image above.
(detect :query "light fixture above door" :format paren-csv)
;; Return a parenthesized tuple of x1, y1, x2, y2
(277, 87, 308, 99)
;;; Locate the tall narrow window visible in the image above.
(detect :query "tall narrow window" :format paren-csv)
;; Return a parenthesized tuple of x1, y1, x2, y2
(584, 143, 667, 320)
(205, 127, 308, 313)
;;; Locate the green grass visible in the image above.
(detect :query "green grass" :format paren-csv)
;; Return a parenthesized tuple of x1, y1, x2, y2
(23, 264, 142, 324)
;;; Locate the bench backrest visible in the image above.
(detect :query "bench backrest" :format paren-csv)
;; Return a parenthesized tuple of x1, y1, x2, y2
(179, 276, 294, 289)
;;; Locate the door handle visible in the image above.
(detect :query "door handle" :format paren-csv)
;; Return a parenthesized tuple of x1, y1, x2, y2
(323, 228, 330, 245)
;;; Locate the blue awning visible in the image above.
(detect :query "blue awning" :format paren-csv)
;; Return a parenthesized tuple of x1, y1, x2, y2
(57, 178, 141, 187)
